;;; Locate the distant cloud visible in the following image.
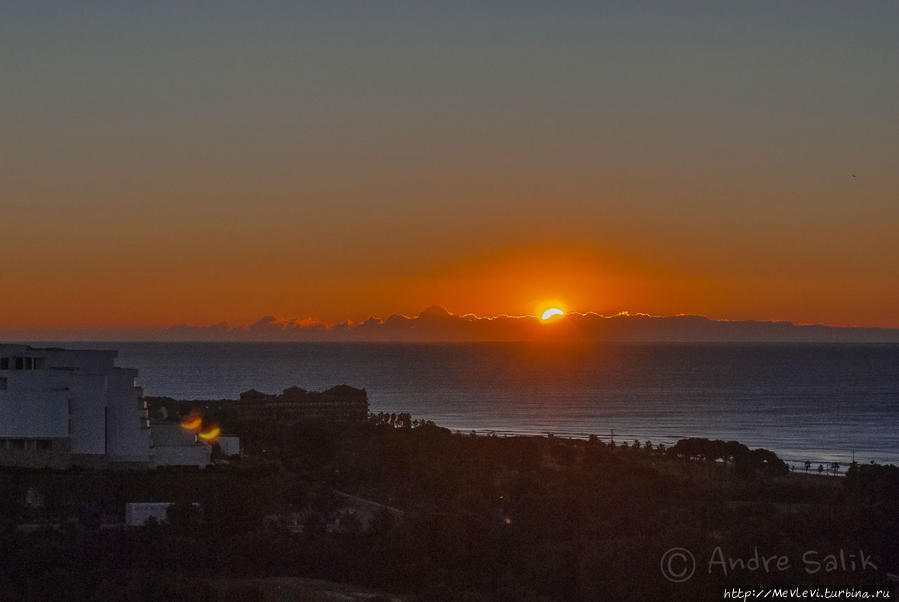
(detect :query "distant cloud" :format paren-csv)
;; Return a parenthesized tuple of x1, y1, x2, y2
(158, 307, 899, 343)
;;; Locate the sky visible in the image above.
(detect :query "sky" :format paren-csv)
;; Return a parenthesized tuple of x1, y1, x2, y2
(2, 1, 898, 335)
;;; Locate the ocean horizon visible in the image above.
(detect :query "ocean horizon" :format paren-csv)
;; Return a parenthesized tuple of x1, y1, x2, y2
(30, 341, 899, 468)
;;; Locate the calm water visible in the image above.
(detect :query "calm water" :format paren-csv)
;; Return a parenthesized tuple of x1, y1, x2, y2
(59, 342, 899, 467)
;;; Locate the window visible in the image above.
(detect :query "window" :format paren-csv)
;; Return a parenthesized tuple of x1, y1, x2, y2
(0, 377, 7, 390)
(11, 357, 42, 370)
(37, 440, 51, 451)
(0, 358, 8, 370)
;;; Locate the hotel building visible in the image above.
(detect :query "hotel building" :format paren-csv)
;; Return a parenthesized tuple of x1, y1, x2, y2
(0, 345, 150, 468)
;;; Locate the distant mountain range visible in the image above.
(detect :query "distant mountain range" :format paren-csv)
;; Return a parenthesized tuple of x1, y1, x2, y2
(158, 306, 899, 343)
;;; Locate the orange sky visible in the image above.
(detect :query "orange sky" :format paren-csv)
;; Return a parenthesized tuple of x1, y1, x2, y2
(4, 235, 898, 332)
(2, 2, 898, 333)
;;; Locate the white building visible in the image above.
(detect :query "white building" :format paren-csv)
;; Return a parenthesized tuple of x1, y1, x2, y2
(0, 345, 150, 468)
(216, 435, 241, 458)
(149, 423, 211, 469)
(125, 502, 173, 526)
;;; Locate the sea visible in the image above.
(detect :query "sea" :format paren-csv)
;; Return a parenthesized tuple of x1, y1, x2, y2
(53, 342, 899, 468)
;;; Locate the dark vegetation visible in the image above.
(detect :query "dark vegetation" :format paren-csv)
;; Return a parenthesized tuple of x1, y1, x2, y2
(0, 413, 896, 601)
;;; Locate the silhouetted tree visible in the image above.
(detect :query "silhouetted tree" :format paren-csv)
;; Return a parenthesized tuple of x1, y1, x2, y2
(166, 502, 203, 536)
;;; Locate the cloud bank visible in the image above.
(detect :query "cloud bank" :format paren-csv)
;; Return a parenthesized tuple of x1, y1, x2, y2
(159, 306, 899, 343)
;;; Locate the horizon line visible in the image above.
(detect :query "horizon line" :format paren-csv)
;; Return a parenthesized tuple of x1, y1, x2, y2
(5, 307, 899, 334)
(4, 307, 899, 344)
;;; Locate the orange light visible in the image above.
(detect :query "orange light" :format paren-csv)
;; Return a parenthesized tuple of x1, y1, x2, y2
(198, 426, 221, 440)
(181, 416, 202, 430)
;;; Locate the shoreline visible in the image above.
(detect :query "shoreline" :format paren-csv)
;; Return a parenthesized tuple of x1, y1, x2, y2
(446, 423, 876, 476)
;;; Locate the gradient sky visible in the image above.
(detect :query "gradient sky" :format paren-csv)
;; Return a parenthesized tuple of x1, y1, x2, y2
(2, 1, 898, 333)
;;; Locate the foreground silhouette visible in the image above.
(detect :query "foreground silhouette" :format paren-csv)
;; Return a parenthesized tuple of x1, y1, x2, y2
(0, 412, 895, 600)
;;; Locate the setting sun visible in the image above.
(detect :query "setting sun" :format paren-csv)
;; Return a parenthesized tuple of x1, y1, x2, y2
(541, 308, 565, 321)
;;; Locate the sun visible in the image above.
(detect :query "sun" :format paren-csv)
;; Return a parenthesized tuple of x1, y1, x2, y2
(541, 307, 565, 321)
